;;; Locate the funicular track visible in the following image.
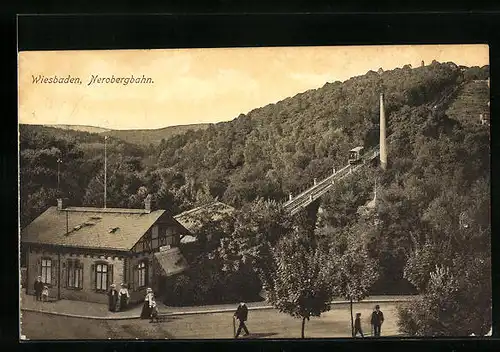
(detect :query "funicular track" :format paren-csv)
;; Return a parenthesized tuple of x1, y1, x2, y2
(283, 83, 462, 215)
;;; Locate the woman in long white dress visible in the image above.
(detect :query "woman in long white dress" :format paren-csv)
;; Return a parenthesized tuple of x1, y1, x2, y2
(118, 283, 130, 311)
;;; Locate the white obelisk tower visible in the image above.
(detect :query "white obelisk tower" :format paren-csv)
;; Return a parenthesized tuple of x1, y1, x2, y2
(380, 93, 388, 170)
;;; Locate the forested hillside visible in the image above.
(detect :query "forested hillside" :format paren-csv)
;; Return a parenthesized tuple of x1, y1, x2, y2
(19, 125, 147, 227)
(152, 61, 489, 209)
(20, 61, 489, 226)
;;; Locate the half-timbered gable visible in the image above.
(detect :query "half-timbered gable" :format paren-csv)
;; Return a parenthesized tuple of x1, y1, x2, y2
(130, 212, 188, 253)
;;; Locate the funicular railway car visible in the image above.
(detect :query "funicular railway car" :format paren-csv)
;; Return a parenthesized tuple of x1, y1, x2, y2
(348, 146, 364, 165)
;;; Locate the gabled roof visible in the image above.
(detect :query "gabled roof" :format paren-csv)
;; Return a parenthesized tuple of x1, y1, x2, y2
(154, 247, 189, 277)
(174, 201, 235, 234)
(20, 206, 168, 251)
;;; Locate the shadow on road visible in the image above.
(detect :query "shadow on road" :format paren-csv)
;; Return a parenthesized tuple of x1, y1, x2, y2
(157, 316, 180, 323)
(245, 332, 279, 339)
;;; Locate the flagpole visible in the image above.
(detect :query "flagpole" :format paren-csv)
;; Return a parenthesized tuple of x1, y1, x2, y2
(57, 158, 62, 195)
(104, 135, 107, 208)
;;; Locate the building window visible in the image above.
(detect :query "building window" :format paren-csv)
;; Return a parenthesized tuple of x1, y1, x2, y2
(67, 259, 83, 289)
(138, 260, 148, 288)
(41, 258, 52, 285)
(95, 263, 108, 292)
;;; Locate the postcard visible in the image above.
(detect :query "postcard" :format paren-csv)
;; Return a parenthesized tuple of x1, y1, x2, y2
(18, 45, 491, 340)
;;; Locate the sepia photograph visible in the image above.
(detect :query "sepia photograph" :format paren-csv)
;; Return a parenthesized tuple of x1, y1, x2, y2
(18, 45, 491, 340)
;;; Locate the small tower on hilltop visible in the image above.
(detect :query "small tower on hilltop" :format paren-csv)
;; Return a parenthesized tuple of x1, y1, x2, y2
(421, 60, 425, 67)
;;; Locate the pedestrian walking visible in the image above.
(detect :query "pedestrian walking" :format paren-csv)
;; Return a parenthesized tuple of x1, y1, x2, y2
(108, 284, 119, 312)
(140, 288, 154, 319)
(354, 312, 364, 337)
(118, 283, 130, 311)
(371, 305, 384, 337)
(234, 302, 250, 338)
(41, 285, 49, 302)
(33, 276, 43, 301)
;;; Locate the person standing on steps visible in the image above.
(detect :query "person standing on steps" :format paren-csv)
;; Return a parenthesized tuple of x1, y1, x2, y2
(371, 305, 384, 337)
(234, 302, 250, 338)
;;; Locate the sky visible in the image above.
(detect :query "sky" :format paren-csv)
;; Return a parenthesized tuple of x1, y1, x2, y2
(18, 44, 489, 130)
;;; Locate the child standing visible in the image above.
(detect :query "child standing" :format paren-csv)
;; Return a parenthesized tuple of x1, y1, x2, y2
(354, 312, 364, 337)
(41, 285, 49, 302)
(149, 294, 159, 323)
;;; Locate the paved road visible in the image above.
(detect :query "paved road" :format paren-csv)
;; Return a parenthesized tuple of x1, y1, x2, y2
(20, 290, 415, 319)
(21, 301, 403, 340)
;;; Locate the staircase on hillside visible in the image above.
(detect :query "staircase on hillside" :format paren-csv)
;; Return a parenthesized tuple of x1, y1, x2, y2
(283, 148, 379, 215)
(445, 80, 490, 124)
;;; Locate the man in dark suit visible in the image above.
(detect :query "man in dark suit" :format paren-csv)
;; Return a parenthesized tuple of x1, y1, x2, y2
(33, 276, 43, 301)
(234, 302, 250, 338)
(371, 305, 384, 337)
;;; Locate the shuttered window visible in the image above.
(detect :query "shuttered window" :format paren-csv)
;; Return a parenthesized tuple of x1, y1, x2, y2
(95, 263, 108, 291)
(41, 258, 52, 285)
(67, 259, 83, 289)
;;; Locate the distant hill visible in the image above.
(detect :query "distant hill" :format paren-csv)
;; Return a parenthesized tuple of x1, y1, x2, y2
(39, 123, 212, 146)
(45, 124, 111, 134)
(19, 124, 146, 159)
(102, 123, 212, 146)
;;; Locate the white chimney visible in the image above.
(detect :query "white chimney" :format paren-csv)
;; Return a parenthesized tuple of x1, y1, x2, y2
(144, 194, 153, 212)
(380, 93, 388, 171)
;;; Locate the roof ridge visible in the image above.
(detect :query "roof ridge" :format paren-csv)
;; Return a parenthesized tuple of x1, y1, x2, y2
(174, 200, 220, 218)
(59, 206, 164, 214)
